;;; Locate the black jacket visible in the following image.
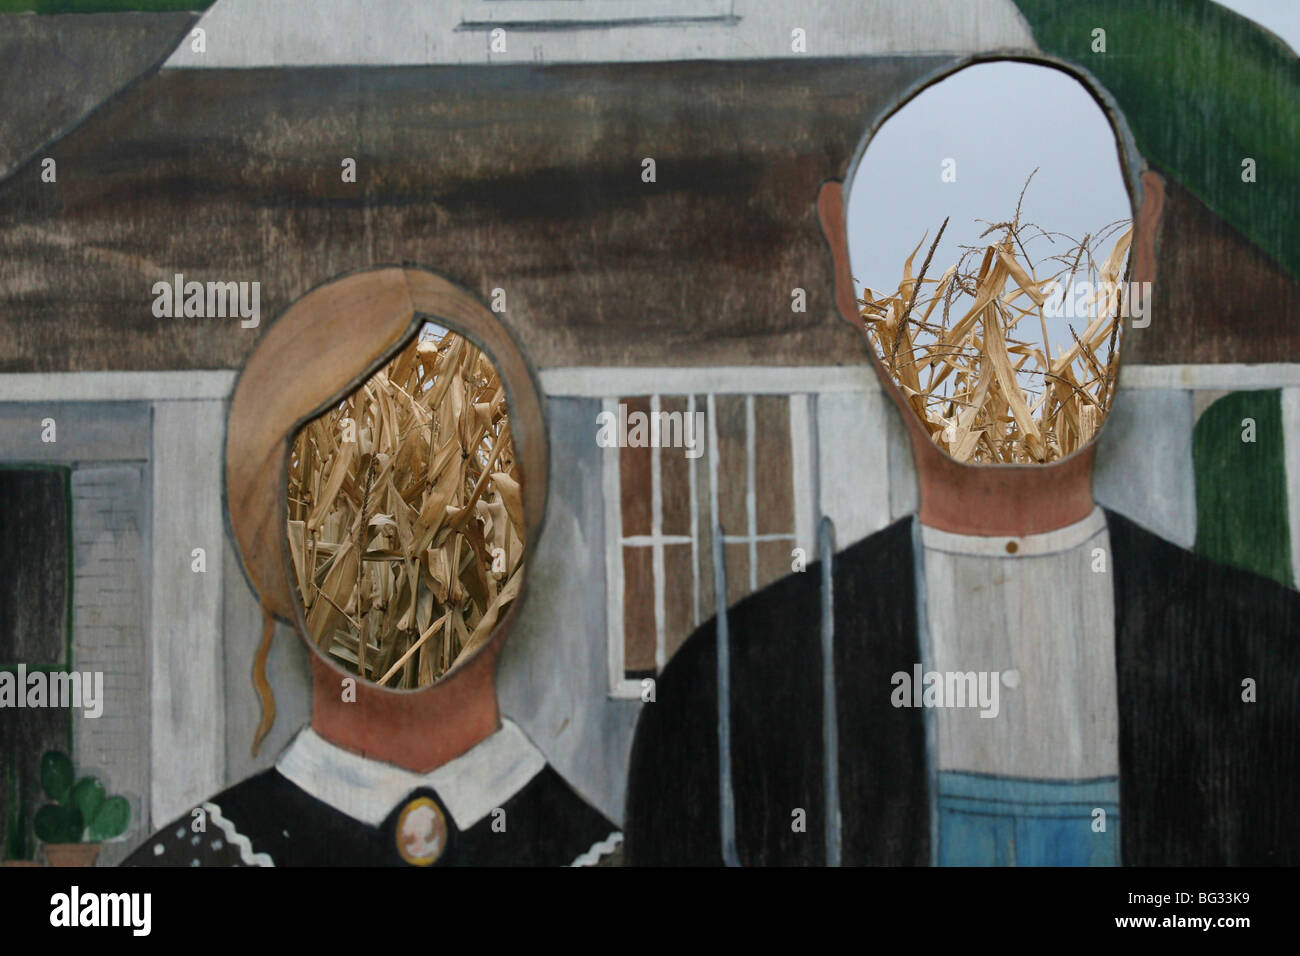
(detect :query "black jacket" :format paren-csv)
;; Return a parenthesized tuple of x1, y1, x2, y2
(123, 764, 618, 867)
(625, 510, 1300, 866)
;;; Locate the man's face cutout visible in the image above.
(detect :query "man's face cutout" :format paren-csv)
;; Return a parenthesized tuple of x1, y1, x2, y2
(818, 61, 1163, 468)
(285, 323, 526, 691)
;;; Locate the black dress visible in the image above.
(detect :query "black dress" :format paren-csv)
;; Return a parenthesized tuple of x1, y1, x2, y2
(124, 721, 621, 867)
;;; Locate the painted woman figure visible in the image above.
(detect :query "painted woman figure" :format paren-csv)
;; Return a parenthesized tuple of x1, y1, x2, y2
(624, 65, 1300, 867)
(124, 268, 619, 867)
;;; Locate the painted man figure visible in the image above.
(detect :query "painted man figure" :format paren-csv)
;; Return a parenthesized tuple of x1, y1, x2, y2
(624, 166, 1300, 866)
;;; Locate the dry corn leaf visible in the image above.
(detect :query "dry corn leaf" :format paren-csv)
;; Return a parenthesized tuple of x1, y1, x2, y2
(861, 191, 1131, 464)
(287, 325, 526, 688)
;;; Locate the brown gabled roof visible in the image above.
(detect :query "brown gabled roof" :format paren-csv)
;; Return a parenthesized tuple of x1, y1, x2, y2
(0, 12, 196, 182)
(0, 55, 1295, 374)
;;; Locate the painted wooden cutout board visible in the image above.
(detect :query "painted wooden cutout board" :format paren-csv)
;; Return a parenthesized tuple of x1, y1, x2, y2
(0, 0, 1296, 883)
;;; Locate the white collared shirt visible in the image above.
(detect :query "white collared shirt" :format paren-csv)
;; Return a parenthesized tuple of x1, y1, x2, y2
(275, 718, 547, 830)
(919, 506, 1119, 780)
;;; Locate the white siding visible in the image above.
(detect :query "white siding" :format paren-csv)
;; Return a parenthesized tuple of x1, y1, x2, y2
(149, 400, 227, 826)
(164, 0, 1036, 68)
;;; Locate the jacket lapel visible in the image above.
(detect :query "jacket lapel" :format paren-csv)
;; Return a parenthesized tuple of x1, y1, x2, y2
(834, 517, 930, 865)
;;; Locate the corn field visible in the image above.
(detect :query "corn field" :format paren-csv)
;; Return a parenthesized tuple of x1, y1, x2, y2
(861, 177, 1133, 464)
(286, 324, 525, 688)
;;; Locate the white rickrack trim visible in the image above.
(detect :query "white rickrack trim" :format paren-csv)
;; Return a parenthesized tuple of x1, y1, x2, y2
(570, 831, 624, 867)
(203, 802, 274, 867)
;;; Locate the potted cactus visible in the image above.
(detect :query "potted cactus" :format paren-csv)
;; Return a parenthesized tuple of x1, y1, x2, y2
(3, 753, 39, 867)
(33, 751, 130, 867)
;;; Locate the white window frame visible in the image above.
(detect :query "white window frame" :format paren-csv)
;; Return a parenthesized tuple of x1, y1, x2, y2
(540, 365, 881, 698)
(601, 388, 810, 697)
(601, 394, 696, 693)
(542, 367, 872, 697)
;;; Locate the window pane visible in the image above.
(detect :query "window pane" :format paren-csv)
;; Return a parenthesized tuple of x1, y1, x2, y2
(757, 539, 795, 592)
(723, 542, 750, 606)
(622, 545, 656, 678)
(693, 402, 714, 628)
(618, 395, 653, 537)
(0, 469, 68, 665)
(659, 396, 693, 537)
(662, 543, 694, 659)
(714, 395, 749, 537)
(753, 395, 795, 535)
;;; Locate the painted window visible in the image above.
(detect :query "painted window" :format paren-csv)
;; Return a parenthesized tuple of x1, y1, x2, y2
(0, 468, 69, 670)
(604, 393, 805, 697)
(0, 466, 73, 855)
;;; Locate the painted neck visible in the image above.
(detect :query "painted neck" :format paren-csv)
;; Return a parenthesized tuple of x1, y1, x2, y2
(909, 425, 1097, 537)
(309, 643, 501, 774)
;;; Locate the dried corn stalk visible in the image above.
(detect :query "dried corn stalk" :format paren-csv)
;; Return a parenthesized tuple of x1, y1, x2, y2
(861, 181, 1132, 464)
(286, 324, 525, 688)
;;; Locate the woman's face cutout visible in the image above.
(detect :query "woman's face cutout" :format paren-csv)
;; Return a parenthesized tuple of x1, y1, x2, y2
(285, 322, 526, 690)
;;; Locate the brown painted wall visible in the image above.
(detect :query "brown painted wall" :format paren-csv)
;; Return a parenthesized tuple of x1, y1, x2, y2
(0, 57, 1294, 373)
(0, 12, 197, 180)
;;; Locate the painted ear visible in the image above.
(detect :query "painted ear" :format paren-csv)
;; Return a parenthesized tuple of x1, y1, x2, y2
(1133, 170, 1164, 287)
(816, 180, 859, 326)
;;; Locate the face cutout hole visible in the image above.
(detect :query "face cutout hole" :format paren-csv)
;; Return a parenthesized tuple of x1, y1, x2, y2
(286, 322, 525, 689)
(847, 61, 1135, 464)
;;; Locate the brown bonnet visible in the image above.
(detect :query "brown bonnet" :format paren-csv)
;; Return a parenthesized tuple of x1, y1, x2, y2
(224, 266, 548, 631)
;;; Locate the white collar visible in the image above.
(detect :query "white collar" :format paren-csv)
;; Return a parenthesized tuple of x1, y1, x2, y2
(920, 506, 1107, 558)
(275, 718, 547, 830)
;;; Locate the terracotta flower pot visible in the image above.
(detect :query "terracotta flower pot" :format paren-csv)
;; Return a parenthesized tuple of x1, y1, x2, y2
(43, 843, 100, 867)
(1, 860, 42, 867)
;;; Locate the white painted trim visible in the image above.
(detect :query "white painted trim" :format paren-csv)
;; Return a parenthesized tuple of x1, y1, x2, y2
(0, 371, 237, 402)
(163, 0, 1036, 68)
(608, 678, 644, 700)
(1120, 363, 1300, 390)
(570, 830, 624, 868)
(4, 365, 1292, 401)
(789, 394, 815, 559)
(745, 394, 758, 591)
(707, 390, 722, 585)
(723, 532, 795, 544)
(688, 394, 701, 628)
(1283, 388, 1300, 585)
(650, 395, 666, 672)
(204, 802, 274, 867)
(601, 398, 632, 697)
(150, 400, 226, 828)
(540, 366, 880, 397)
(826, 388, 895, 546)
